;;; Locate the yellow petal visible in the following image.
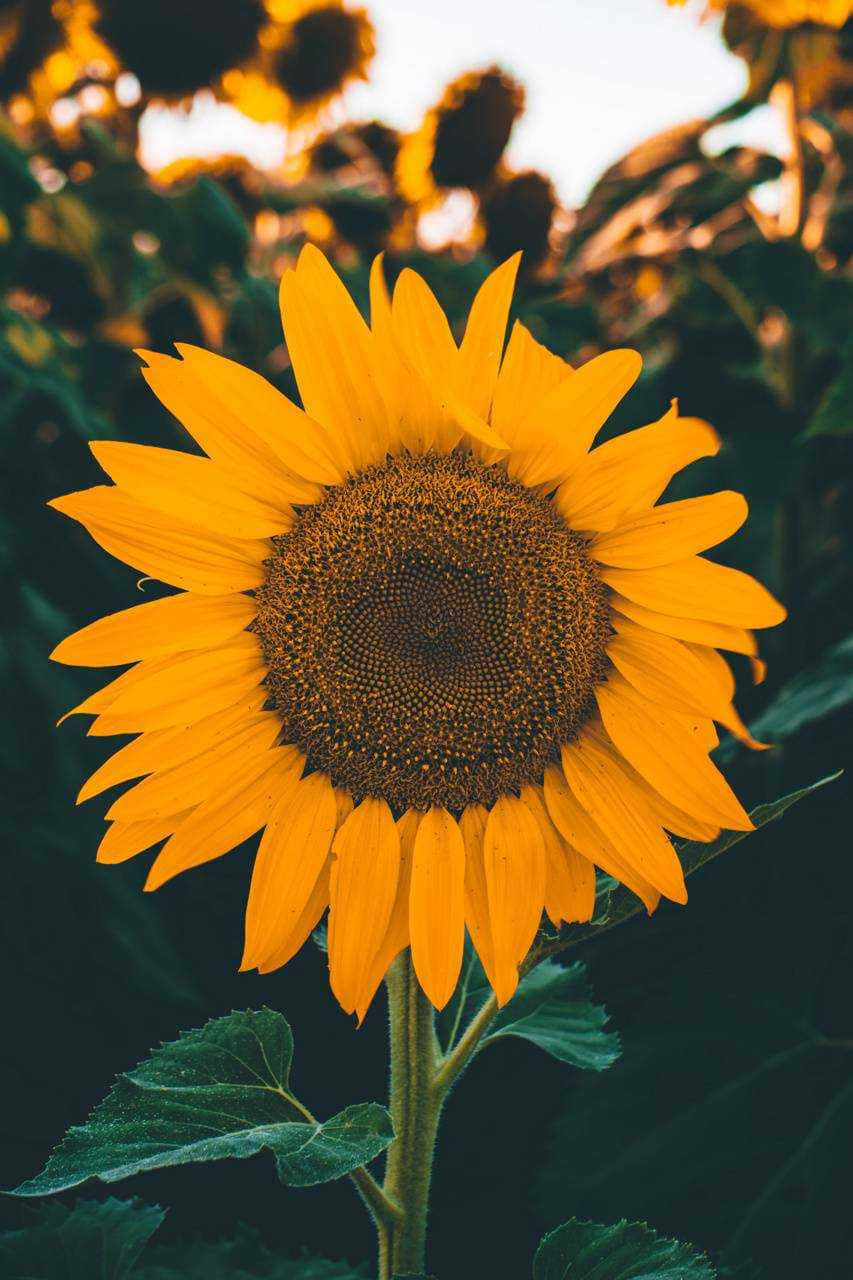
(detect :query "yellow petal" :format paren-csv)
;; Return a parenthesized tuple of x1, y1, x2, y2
(542, 764, 660, 913)
(355, 808, 421, 1022)
(595, 674, 753, 830)
(560, 730, 687, 903)
(521, 785, 595, 926)
(97, 810, 193, 864)
(87, 636, 266, 735)
(242, 771, 337, 969)
(392, 267, 458, 387)
(59, 654, 176, 724)
(508, 349, 642, 488)
(281, 246, 392, 471)
(483, 794, 546, 1006)
(77, 695, 267, 803)
(138, 350, 321, 505)
(369, 253, 426, 453)
(328, 798, 400, 1014)
(105, 715, 285, 820)
(90, 442, 293, 539)
(50, 487, 268, 594)
(600, 556, 787, 629)
(408, 806, 466, 1010)
(682, 642, 769, 750)
(491, 321, 571, 444)
(609, 592, 759, 657)
(459, 804, 498, 992)
(590, 491, 748, 568)
(457, 253, 521, 420)
(52, 592, 256, 667)
(145, 747, 296, 890)
(556, 404, 720, 532)
(173, 343, 343, 486)
(255, 860, 331, 975)
(607, 616, 765, 752)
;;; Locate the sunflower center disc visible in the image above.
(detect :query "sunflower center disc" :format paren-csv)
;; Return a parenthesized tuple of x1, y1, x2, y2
(255, 452, 611, 813)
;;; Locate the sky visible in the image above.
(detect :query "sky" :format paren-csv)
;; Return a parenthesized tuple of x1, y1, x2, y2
(140, 0, 785, 208)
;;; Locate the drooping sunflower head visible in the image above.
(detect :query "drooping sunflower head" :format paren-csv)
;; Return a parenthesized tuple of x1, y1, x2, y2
(309, 119, 401, 178)
(92, 0, 266, 101)
(51, 247, 785, 1017)
(397, 66, 525, 206)
(271, 0, 374, 115)
(481, 170, 558, 271)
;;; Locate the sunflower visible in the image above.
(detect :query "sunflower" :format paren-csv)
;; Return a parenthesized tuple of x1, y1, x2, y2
(50, 248, 785, 1017)
(226, 0, 374, 125)
(0, 0, 62, 101)
(481, 170, 558, 271)
(94, 0, 267, 101)
(397, 66, 525, 207)
(667, 0, 851, 26)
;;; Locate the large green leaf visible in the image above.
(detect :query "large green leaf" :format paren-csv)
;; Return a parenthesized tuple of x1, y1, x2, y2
(480, 961, 621, 1071)
(0, 1197, 165, 1280)
(532, 1219, 715, 1280)
(14, 1010, 393, 1196)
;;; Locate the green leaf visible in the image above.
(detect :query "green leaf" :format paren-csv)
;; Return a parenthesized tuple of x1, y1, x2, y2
(586, 773, 841, 938)
(532, 1218, 715, 1280)
(480, 960, 621, 1071)
(804, 339, 853, 437)
(733, 636, 853, 746)
(14, 1009, 393, 1197)
(0, 1197, 165, 1280)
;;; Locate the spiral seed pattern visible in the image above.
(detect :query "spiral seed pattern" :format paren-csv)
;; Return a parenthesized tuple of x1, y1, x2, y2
(255, 452, 611, 812)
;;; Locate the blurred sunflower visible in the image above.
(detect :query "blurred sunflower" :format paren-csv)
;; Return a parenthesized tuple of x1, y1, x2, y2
(397, 66, 524, 207)
(0, 0, 62, 100)
(667, 0, 851, 26)
(94, 0, 267, 101)
(309, 119, 401, 178)
(481, 170, 558, 271)
(225, 0, 374, 125)
(51, 248, 785, 1016)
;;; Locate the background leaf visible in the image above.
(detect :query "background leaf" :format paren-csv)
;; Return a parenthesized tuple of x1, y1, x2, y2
(0, 1197, 165, 1280)
(532, 1218, 715, 1280)
(14, 1010, 393, 1197)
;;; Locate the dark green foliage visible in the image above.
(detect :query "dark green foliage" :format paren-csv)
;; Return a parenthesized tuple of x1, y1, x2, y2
(0, 1197, 165, 1280)
(533, 1218, 715, 1280)
(0, 1198, 369, 1279)
(15, 1011, 393, 1196)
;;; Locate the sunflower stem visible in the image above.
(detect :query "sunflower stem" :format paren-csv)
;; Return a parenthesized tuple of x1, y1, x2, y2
(379, 953, 442, 1279)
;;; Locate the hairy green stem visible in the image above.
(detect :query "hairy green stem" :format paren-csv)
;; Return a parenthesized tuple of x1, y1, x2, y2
(379, 954, 442, 1278)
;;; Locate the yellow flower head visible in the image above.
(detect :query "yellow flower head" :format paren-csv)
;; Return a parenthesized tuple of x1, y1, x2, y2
(51, 250, 785, 1016)
(397, 66, 525, 207)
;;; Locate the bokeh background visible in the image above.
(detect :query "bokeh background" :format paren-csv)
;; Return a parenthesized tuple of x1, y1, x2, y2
(1, 1, 851, 1276)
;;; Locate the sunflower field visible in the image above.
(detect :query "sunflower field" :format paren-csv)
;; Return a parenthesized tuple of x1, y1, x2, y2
(1, 2, 851, 1279)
